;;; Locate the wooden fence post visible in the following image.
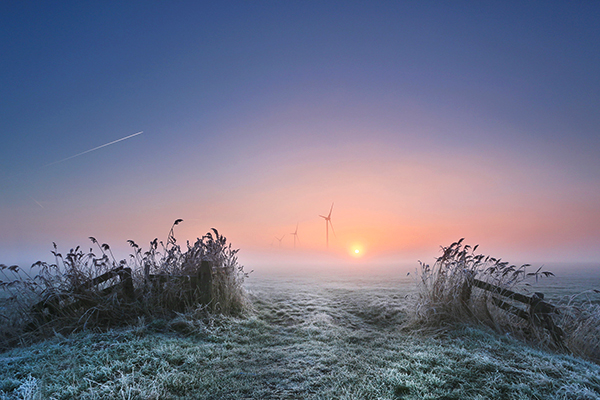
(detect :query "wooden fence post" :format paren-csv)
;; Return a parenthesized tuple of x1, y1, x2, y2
(119, 267, 134, 299)
(529, 292, 566, 350)
(197, 260, 212, 306)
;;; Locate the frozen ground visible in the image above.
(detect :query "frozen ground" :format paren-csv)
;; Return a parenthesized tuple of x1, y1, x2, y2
(0, 270, 599, 399)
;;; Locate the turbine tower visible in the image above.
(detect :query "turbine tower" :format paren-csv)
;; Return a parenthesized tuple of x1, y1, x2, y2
(290, 223, 300, 249)
(319, 203, 336, 249)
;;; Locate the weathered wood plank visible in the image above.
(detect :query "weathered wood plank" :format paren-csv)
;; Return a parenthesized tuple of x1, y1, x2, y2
(490, 296, 530, 321)
(472, 279, 532, 304)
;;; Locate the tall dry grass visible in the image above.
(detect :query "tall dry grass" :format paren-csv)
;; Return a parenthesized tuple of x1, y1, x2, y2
(0, 220, 250, 350)
(555, 292, 600, 362)
(128, 221, 250, 316)
(410, 239, 600, 363)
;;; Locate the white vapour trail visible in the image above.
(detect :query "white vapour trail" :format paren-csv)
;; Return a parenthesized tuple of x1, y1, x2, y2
(30, 196, 44, 209)
(43, 131, 143, 168)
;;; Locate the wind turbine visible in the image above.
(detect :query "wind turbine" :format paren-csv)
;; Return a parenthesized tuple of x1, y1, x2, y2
(275, 234, 285, 248)
(319, 203, 336, 250)
(290, 223, 300, 249)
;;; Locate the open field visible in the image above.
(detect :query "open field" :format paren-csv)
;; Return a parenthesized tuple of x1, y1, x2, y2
(1, 271, 599, 399)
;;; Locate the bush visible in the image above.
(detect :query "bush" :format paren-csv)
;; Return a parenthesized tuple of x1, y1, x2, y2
(0, 220, 250, 349)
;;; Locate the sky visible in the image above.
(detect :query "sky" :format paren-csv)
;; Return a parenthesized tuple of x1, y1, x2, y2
(1, 1, 599, 272)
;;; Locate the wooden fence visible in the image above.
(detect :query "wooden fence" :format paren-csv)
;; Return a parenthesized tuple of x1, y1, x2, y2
(31, 266, 134, 318)
(464, 277, 566, 349)
(31, 261, 213, 319)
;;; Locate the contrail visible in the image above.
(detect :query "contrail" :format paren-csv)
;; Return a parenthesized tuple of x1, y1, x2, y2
(30, 196, 44, 209)
(44, 131, 143, 168)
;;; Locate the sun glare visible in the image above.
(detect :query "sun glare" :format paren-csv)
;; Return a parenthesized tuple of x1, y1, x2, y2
(354, 249, 360, 254)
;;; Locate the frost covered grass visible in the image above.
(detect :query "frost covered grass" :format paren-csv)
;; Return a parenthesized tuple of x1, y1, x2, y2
(1, 274, 599, 400)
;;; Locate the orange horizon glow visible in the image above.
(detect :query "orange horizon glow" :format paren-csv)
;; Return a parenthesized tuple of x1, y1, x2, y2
(3, 95, 600, 269)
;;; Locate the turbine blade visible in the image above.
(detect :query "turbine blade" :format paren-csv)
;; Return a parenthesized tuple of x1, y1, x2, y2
(329, 220, 337, 238)
(328, 202, 334, 218)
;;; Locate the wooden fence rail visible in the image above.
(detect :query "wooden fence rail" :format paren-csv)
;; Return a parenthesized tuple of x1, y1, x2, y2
(467, 278, 566, 350)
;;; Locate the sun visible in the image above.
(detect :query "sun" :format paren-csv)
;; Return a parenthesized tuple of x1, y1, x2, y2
(349, 244, 364, 258)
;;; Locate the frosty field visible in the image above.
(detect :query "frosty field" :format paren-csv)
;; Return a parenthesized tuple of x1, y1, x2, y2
(1, 269, 599, 399)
